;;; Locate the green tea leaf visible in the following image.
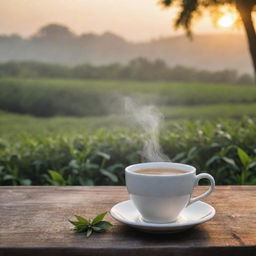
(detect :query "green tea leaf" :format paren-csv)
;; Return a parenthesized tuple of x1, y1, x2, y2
(74, 224, 84, 231)
(92, 226, 103, 232)
(86, 228, 93, 237)
(206, 155, 219, 167)
(48, 170, 66, 186)
(75, 225, 88, 233)
(69, 212, 112, 237)
(92, 212, 107, 225)
(68, 220, 81, 226)
(94, 221, 113, 230)
(107, 163, 124, 172)
(100, 169, 118, 183)
(237, 147, 251, 168)
(222, 157, 239, 170)
(75, 215, 90, 225)
(172, 152, 186, 162)
(248, 161, 256, 169)
(96, 151, 111, 160)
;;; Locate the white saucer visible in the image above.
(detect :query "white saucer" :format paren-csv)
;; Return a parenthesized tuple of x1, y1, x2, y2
(110, 200, 215, 233)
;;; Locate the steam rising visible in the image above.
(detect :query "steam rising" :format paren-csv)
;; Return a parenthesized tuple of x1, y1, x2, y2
(124, 97, 170, 162)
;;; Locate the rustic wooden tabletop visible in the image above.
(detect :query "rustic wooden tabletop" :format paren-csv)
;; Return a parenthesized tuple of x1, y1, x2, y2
(0, 186, 255, 256)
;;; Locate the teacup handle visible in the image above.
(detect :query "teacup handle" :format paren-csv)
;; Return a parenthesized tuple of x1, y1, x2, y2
(187, 173, 215, 207)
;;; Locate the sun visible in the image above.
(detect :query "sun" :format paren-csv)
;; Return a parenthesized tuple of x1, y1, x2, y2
(217, 12, 237, 28)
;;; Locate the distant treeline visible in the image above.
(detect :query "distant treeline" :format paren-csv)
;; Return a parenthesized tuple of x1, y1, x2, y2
(0, 58, 253, 84)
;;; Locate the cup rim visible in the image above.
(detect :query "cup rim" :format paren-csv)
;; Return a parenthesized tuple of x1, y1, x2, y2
(125, 162, 196, 177)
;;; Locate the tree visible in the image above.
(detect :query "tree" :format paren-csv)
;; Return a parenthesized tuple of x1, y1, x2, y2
(35, 24, 74, 39)
(160, 0, 256, 77)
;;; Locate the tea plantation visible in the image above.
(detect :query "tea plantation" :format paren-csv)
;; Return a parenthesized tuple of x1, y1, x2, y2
(0, 78, 256, 186)
(1, 78, 256, 117)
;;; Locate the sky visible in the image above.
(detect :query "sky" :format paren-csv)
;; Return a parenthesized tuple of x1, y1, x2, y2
(0, 0, 243, 42)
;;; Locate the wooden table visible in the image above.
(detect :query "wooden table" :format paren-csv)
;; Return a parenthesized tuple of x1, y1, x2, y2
(0, 186, 255, 256)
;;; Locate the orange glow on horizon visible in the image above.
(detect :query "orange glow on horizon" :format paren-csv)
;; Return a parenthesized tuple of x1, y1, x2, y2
(0, 0, 246, 41)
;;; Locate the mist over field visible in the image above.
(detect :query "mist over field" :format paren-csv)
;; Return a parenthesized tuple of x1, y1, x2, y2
(0, 24, 252, 74)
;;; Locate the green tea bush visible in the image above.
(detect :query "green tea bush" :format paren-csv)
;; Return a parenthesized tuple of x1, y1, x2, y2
(1, 118, 256, 186)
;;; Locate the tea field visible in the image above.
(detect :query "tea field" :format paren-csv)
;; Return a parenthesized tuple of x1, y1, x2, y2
(0, 78, 256, 186)
(1, 78, 256, 117)
(1, 103, 256, 139)
(1, 113, 256, 186)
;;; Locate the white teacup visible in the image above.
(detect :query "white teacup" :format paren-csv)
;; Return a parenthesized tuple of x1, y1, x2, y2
(125, 162, 215, 223)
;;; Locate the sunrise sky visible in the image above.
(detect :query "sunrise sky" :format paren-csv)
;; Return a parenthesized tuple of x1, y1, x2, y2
(0, 0, 243, 42)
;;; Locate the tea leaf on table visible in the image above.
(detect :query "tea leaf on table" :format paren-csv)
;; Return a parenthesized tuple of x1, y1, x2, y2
(68, 212, 112, 238)
(94, 221, 113, 230)
(68, 220, 80, 226)
(92, 212, 107, 224)
(86, 228, 92, 237)
(75, 215, 90, 225)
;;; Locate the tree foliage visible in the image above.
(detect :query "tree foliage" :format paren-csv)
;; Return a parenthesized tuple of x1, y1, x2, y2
(0, 59, 252, 84)
(35, 24, 74, 38)
(160, 0, 256, 75)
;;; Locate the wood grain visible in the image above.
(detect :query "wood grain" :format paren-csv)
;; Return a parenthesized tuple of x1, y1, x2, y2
(0, 186, 255, 256)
